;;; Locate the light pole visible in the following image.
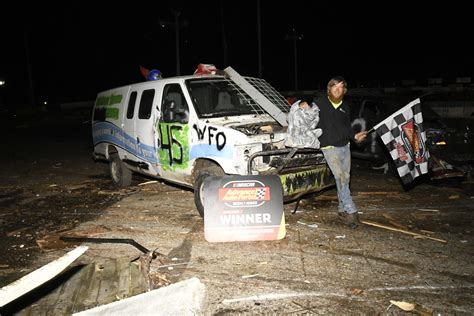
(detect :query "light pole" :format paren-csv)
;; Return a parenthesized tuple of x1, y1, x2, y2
(219, 2, 228, 67)
(173, 10, 180, 76)
(285, 28, 303, 91)
(159, 10, 187, 76)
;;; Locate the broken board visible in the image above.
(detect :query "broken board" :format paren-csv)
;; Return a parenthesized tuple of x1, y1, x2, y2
(1, 257, 148, 315)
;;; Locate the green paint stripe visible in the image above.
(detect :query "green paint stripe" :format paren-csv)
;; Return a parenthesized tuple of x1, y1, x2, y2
(96, 94, 123, 107)
(106, 107, 119, 120)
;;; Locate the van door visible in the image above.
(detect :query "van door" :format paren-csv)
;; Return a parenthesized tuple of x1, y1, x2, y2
(123, 90, 138, 158)
(135, 88, 161, 173)
(158, 83, 190, 182)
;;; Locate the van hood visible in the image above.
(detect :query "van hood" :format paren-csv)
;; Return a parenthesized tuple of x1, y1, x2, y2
(204, 114, 287, 136)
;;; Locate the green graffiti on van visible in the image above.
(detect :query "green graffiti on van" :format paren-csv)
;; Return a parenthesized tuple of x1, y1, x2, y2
(106, 107, 119, 120)
(96, 94, 123, 107)
(157, 122, 189, 170)
(280, 166, 329, 195)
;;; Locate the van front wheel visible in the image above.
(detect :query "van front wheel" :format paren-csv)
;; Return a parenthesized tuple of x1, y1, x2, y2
(194, 165, 224, 218)
(109, 154, 132, 187)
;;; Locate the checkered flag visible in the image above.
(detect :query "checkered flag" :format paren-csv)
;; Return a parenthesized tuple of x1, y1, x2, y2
(373, 98, 430, 185)
(255, 188, 267, 200)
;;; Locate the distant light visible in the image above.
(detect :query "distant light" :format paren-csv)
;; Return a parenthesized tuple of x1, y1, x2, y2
(435, 141, 447, 145)
(43, 101, 48, 105)
(0, 80, 5, 86)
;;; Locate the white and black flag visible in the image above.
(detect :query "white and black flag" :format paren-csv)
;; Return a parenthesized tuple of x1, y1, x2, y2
(373, 98, 430, 185)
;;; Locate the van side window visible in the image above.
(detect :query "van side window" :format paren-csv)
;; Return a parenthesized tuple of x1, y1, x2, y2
(138, 89, 156, 119)
(126, 91, 138, 119)
(161, 84, 189, 123)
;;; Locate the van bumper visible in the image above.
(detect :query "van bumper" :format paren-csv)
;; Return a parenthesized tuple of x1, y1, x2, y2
(279, 165, 335, 201)
(248, 148, 335, 201)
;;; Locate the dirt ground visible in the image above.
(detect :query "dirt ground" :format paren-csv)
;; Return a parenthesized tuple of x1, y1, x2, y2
(1, 112, 473, 314)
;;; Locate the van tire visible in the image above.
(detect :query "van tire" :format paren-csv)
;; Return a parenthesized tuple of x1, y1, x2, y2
(109, 154, 132, 187)
(194, 165, 225, 218)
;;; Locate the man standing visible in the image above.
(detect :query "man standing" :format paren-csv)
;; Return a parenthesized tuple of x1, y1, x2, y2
(316, 76, 367, 228)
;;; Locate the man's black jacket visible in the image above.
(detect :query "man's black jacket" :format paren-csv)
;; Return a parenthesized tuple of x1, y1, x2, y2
(315, 96, 355, 147)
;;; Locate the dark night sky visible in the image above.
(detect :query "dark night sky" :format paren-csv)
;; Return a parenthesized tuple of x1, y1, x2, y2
(1, 1, 473, 106)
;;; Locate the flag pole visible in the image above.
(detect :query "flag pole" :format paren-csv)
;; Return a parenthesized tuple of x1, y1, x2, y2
(366, 127, 375, 134)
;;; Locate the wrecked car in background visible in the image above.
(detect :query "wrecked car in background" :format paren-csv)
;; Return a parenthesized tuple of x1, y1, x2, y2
(418, 91, 474, 160)
(349, 93, 473, 184)
(419, 92, 474, 180)
(92, 66, 334, 217)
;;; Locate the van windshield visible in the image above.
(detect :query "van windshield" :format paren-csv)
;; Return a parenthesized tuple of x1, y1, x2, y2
(186, 78, 262, 118)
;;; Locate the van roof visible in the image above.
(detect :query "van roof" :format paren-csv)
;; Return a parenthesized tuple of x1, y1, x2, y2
(99, 74, 227, 93)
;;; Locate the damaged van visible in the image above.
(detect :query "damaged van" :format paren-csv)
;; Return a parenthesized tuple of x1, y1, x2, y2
(92, 66, 334, 216)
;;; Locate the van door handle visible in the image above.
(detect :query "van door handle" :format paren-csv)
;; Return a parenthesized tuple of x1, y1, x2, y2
(137, 137, 140, 144)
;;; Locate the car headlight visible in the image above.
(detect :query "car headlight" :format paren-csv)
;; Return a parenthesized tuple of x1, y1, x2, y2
(426, 128, 448, 146)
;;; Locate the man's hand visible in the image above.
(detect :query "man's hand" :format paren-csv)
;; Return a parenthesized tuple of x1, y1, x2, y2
(355, 131, 368, 143)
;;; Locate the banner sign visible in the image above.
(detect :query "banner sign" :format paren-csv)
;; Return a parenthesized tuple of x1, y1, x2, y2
(203, 175, 286, 242)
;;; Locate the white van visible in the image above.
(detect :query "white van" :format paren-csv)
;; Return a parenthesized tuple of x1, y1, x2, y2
(92, 67, 334, 216)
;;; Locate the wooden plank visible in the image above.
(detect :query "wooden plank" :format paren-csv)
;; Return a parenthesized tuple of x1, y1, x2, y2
(129, 261, 147, 296)
(41, 269, 76, 315)
(357, 191, 400, 195)
(361, 220, 447, 243)
(67, 263, 95, 313)
(51, 265, 89, 315)
(80, 263, 103, 307)
(36, 277, 65, 315)
(116, 257, 132, 299)
(72, 258, 147, 313)
(96, 259, 120, 304)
